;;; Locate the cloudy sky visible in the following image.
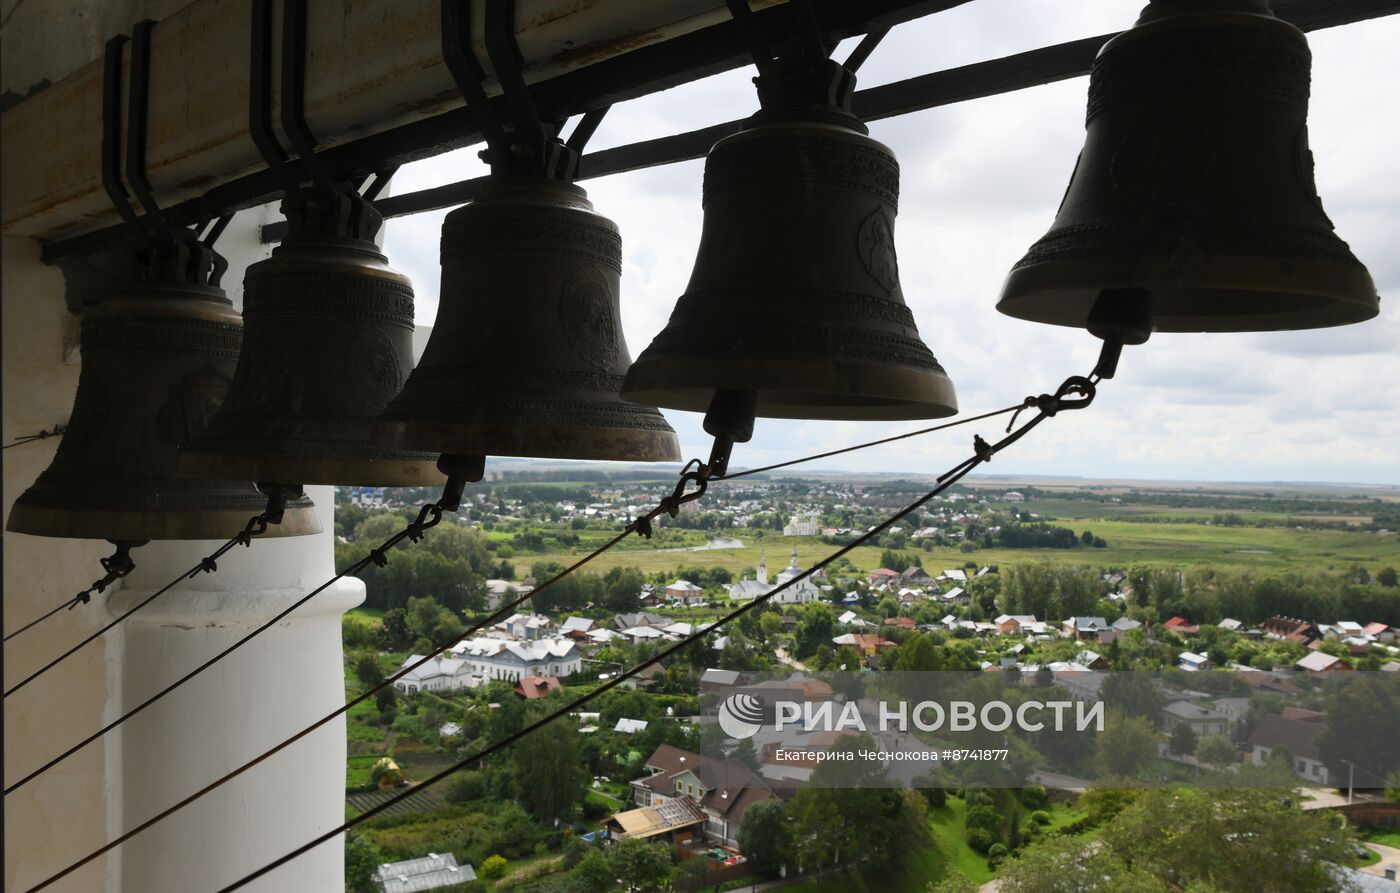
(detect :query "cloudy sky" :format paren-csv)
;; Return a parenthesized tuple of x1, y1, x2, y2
(384, 1, 1399, 485)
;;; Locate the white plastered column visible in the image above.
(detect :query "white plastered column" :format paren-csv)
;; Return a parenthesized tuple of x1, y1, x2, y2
(107, 491, 362, 892)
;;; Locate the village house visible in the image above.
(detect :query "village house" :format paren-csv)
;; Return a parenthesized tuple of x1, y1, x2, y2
(900, 565, 934, 586)
(499, 612, 555, 640)
(1162, 616, 1200, 637)
(484, 578, 533, 611)
(1262, 615, 1320, 645)
(1073, 650, 1108, 670)
(1162, 700, 1230, 739)
(454, 637, 582, 683)
(993, 614, 1038, 635)
(699, 668, 743, 691)
(514, 675, 562, 700)
(1248, 713, 1333, 784)
(372, 854, 476, 893)
(937, 586, 969, 606)
(832, 632, 896, 655)
(1063, 617, 1109, 640)
(629, 744, 780, 848)
(1178, 652, 1213, 671)
(866, 568, 902, 586)
(1296, 651, 1352, 673)
(665, 579, 705, 604)
(613, 611, 669, 631)
(393, 654, 472, 694)
(560, 616, 597, 639)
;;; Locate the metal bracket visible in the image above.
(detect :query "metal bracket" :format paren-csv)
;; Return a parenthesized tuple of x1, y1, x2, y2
(441, 0, 580, 180)
(123, 19, 225, 288)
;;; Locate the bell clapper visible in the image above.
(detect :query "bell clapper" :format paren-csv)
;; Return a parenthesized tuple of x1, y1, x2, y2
(435, 454, 486, 513)
(253, 482, 308, 527)
(72, 539, 148, 606)
(1086, 288, 1154, 381)
(702, 389, 759, 480)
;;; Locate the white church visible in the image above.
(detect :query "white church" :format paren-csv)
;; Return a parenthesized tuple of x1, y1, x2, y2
(728, 549, 823, 605)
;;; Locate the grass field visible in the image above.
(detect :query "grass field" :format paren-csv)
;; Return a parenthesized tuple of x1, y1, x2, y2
(516, 517, 1400, 580)
(1364, 829, 1400, 848)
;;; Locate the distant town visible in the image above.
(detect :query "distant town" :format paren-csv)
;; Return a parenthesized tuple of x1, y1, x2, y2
(334, 472, 1400, 893)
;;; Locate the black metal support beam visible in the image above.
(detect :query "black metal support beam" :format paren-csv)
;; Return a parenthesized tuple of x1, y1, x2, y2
(261, 0, 1400, 237)
(45, 0, 1400, 263)
(41, 0, 972, 264)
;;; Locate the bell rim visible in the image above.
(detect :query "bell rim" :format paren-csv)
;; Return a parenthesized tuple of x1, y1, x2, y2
(5, 501, 323, 541)
(176, 448, 447, 488)
(369, 420, 682, 464)
(998, 255, 1380, 332)
(621, 359, 959, 421)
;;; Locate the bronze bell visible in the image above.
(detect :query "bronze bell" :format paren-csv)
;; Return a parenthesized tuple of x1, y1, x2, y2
(6, 279, 321, 541)
(998, 0, 1379, 334)
(179, 189, 443, 487)
(371, 176, 680, 462)
(622, 57, 957, 421)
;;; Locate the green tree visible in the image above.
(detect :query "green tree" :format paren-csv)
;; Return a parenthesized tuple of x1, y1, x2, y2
(1377, 567, 1398, 587)
(1194, 735, 1238, 769)
(1095, 715, 1160, 778)
(928, 875, 980, 893)
(575, 848, 614, 893)
(344, 832, 384, 893)
(1385, 769, 1400, 804)
(731, 736, 761, 772)
(737, 799, 791, 872)
(998, 835, 1167, 893)
(353, 651, 385, 690)
(609, 839, 673, 892)
(895, 634, 942, 671)
(1100, 788, 1356, 893)
(381, 607, 411, 648)
(480, 855, 508, 880)
(1167, 722, 1198, 756)
(794, 604, 835, 658)
(510, 719, 584, 822)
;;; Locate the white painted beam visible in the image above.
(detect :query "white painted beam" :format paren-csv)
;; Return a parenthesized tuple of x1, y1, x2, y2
(0, 0, 763, 240)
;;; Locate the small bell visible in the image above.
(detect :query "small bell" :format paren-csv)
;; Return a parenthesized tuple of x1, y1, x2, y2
(179, 189, 443, 487)
(6, 277, 321, 541)
(997, 0, 1379, 333)
(622, 57, 957, 421)
(371, 176, 680, 463)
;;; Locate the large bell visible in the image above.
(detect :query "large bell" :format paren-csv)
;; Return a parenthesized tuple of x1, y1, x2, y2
(179, 190, 443, 486)
(997, 0, 1379, 333)
(371, 176, 680, 462)
(6, 280, 321, 540)
(622, 58, 957, 421)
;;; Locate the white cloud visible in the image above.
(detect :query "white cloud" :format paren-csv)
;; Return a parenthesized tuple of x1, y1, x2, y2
(385, 3, 1400, 485)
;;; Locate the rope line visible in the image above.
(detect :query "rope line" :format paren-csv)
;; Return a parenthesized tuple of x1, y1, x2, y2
(2, 425, 66, 449)
(16, 470, 711, 888)
(713, 403, 1024, 481)
(2, 505, 438, 795)
(3, 514, 269, 699)
(211, 373, 1095, 893)
(19, 384, 1092, 890)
